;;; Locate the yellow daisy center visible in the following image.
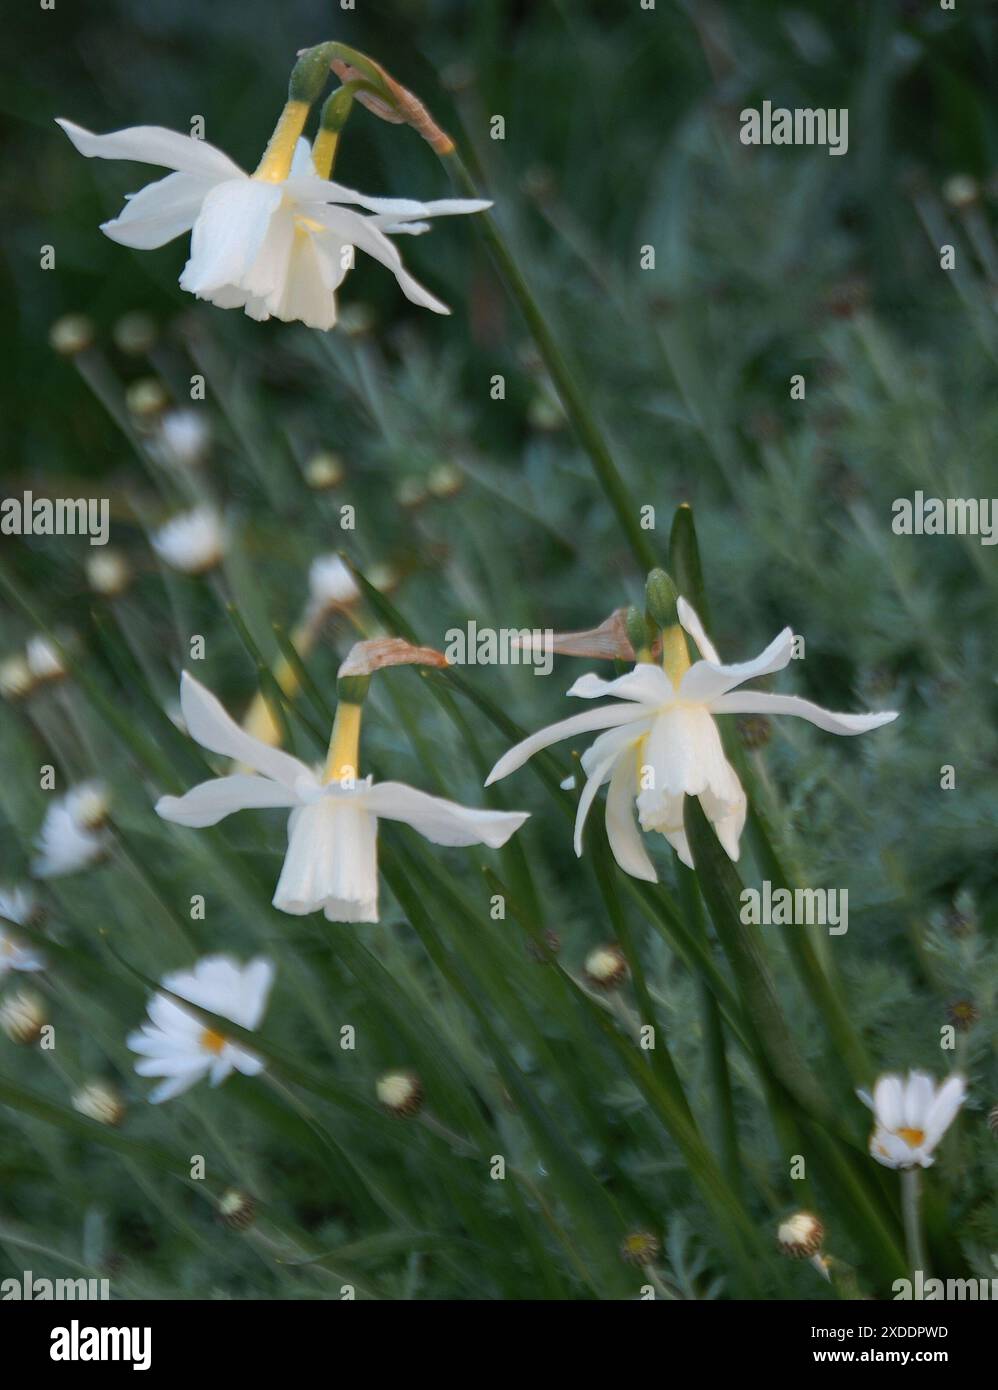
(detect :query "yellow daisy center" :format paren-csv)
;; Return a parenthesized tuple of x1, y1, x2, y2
(896, 1126, 925, 1148)
(200, 1028, 228, 1055)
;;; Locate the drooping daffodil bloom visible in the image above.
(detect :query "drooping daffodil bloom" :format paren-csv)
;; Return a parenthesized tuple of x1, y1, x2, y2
(56, 113, 490, 330)
(156, 673, 528, 922)
(859, 1071, 966, 1169)
(486, 596, 897, 878)
(127, 955, 274, 1104)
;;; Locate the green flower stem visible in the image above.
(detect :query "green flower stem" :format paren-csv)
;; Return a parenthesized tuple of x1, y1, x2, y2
(684, 797, 837, 1133)
(439, 148, 657, 573)
(678, 865, 742, 1197)
(669, 503, 874, 1091)
(590, 822, 698, 1130)
(901, 1168, 928, 1280)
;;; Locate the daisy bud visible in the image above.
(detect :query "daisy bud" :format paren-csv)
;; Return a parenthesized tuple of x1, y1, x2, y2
(336, 303, 376, 337)
(218, 1188, 257, 1231)
(68, 781, 110, 832)
(0, 655, 34, 702)
(49, 313, 94, 357)
(366, 562, 399, 594)
(303, 451, 345, 490)
(72, 1081, 126, 1127)
(584, 944, 629, 991)
(737, 714, 773, 750)
(112, 311, 157, 356)
(645, 568, 679, 630)
(0, 989, 47, 1045)
(620, 1231, 661, 1266)
(86, 550, 131, 598)
(126, 377, 169, 419)
(988, 1105, 998, 1137)
(426, 462, 463, 499)
(943, 174, 979, 209)
(25, 635, 68, 687)
(777, 1211, 825, 1259)
(395, 477, 427, 509)
(376, 1070, 424, 1117)
(946, 999, 979, 1032)
(527, 393, 564, 431)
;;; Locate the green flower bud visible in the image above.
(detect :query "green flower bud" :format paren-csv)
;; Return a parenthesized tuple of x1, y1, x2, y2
(319, 85, 355, 134)
(336, 674, 371, 705)
(625, 605, 654, 660)
(289, 44, 334, 106)
(645, 568, 678, 629)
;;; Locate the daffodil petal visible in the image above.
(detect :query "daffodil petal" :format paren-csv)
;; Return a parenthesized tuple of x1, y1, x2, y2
(155, 774, 299, 828)
(676, 596, 721, 664)
(100, 171, 218, 249)
(605, 752, 657, 882)
(485, 704, 654, 786)
(56, 118, 244, 180)
(709, 690, 899, 735)
(177, 672, 314, 790)
(679, 627, 795, 703)
(364, 782, 528, 848)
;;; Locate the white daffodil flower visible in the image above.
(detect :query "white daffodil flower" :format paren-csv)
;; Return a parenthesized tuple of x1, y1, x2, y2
(487, 596, 897, 877)
(127, 955, 274, 1104)
(57, 119, 490, 330)
(0, 887, 46, 976)
(155, 673, 529, 922)
(150, 506, 226, 575)
(31, 783, 110, 879)
(859, 1071, 965, 1169)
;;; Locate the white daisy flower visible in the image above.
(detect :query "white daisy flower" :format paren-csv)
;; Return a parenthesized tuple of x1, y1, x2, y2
(56, 117, 490, 331)
(150, 506, 226, 575)
(127, 955, 274, 1104)
(31, 783, 110, 879)
(155, 673, 528, 922)
(486, 596, 897, 877)
(0, 886, 46, 976)
(859, 1071, 966, 1169)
